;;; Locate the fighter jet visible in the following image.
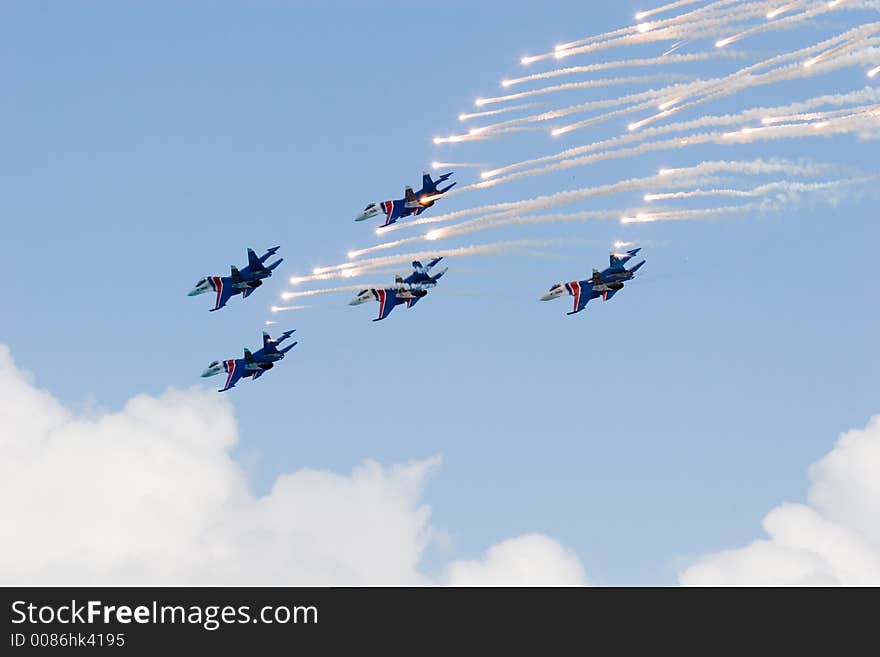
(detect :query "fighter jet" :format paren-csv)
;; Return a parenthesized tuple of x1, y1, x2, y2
(201, 330, 297, 392)
(355, 171, 456, 227)
(541, 248, 645, 315)
(189, 246, 283, 312)
(349, 259, 447, 321)
(396, 257, 448, 289)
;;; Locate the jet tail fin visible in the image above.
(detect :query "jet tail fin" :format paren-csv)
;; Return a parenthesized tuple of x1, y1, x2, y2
(262, 331, 274, 350)
(247, 248, 262, 270)
(280, 341, 298, 354)
(424, 171, 453, 192)
(629, 260, 646, 274)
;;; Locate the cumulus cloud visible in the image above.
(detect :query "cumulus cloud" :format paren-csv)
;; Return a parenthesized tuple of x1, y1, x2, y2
(446, 534, 589, 586)
(0, 345, 586, 586)
(680, 416, 880, 586)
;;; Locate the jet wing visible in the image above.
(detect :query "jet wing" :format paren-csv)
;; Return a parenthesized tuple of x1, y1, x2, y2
(208, 276, 237, 312)
(373, 288, 404, 321)
(218, 359, 246, 392)
(381, 200, 401, 227)
(565, 280, 593, 315)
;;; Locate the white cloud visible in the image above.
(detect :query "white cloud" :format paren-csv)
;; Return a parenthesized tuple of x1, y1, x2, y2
(680, 416, 880, 586)
(446, 534, 589, 586)
(0, 345, 586, 586)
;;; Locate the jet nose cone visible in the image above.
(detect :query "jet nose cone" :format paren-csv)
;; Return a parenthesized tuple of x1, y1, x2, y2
(188, 289, 200, 297)
(540, 293, 554, 301)
(348, 298, 360, 305)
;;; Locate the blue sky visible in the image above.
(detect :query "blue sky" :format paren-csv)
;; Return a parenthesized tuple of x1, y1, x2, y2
(2, 0, 878, 584)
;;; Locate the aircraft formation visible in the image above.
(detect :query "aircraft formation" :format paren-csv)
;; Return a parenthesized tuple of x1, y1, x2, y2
(189, 169, 644, 392)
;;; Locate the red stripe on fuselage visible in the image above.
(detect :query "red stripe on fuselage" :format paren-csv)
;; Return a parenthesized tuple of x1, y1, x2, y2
(224, 359, 235, 390)
(570, 281, 581, 313)
(376, 289, 387, 320)
(213, 276, 224, 310)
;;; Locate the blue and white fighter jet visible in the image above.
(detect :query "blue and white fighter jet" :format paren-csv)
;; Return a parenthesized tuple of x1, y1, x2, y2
(189, 246, 283, 312)
(355, 171, 456, 228)
(201, 330, 297, 392)
(349, 258, 447, 321)
(541, 248, 645, 315)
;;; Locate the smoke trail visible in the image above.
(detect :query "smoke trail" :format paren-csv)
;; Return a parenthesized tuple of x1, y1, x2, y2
(662, 40, 687, 55)
(431, 209, 622, 239)
(502, 52, 739, 88)
(475, 74, 693, 107)
(453, 85, 682, 138)
(281, 285, 389, 301)
(431, 161, 487, 169)
(481, 88, 880, 179)
(270, 305, 310, 312)
(643, 176, 879, 202)
(626, 29, 880, 126)
(378, 159, 834, 240)
(555, 36, 880, 135)
(549, 0, 847, 63)
(552, 0, 742, 53)
(299, 239, 568, 284)
(635, 0, 706, 21)
(765, 1, 807, 21)
(715, 0, 852, 48)
(289, 268, 402, 286)
(424, 200, 809, 238)
(423, 176, 873, 242)
(432, 125, 544, 144)
(620, 202, 763, 223)
(467, 23, 880, 141)
(457, 104, 540, 121)
(477, 105, 877, 191)
(475, 132, 814, 191)
(551, 2, 777, 61)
